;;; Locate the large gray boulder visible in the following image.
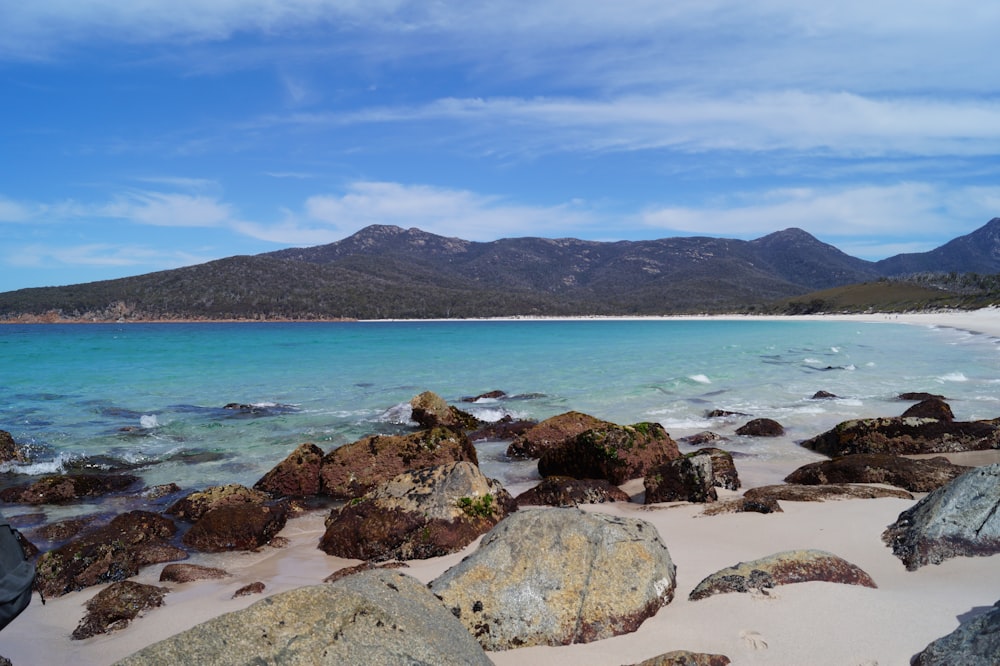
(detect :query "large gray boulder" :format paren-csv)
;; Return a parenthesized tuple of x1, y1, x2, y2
(114, 569, 491, 666)
(882, 463, 1000, 570)
(319, 461, 515, 561)
(911, 599, 1000, 666)
(430, 507, 676, 650)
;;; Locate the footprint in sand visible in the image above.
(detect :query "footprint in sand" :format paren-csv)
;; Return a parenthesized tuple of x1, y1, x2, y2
(740, 629, 768, 650)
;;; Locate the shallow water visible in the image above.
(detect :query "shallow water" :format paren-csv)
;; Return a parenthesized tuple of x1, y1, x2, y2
(2, 319, 998, 505)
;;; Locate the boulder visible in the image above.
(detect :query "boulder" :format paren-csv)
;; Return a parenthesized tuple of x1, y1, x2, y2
(627, 651, 732, 666)
(743, 484, 912, 503)
(319, 427, 478, 500)
(72, 581, 169, 640)
(688, 549, 877, 601)
(114, 570, 492, 666)
(882, 463, 1000, 570)
(811, 390, 837, 399)
(679, 431, 725, 447)
(182, 502, 288, 553)
(0, 430, 27, 464)
(506, 411, 608, 459)
(515, 476, 631, 507)
(898, 392, 946, 402)
(694, 447, 740, 490)
(0, 473, 139, 504)
(902, 397, 955, 422)
(706, 409, 748, 418)
(409, 391, 480, 430)
(159, 563, 230, 583)
(429, 507, 677, 650)
(538, 422, 680, 485)
(460, 390, 507, 402)
(319, 461, 515, 561)
(701, 497, 783, 516)
(912, 599, 1000, 666)
(799, 416, 1000, 456)
(253, 442, 324, 497)
(735, 418, 784, 437)
(468, 416, 537, 442)
(784, 453, 969, 492)
(232, 582, 265, 598)
(644, 454, 717, 504)
(165, 483, 271, 522)
(35, 511, 185, 598)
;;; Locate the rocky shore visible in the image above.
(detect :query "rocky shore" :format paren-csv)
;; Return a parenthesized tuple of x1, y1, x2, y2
(0, 311, 999, 665)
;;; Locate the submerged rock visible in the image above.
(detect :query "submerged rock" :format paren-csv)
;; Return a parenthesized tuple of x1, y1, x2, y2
(882, 463, 1000, 570)
(506, 411, 608, 459)
(114, 570, 491, 666)
(538, 422, 680, 485)
(689, 549, 877, 601)
(319, 461, 515, 561)
(911, 599, 1000, 666)
(784, 453, 969, 492)
(73, 581, 168, 640)
(515, 476, 631, 507)
(0, 473, 140, 504)
(319, 427, 478, 500)
(430, 507, 677, 650)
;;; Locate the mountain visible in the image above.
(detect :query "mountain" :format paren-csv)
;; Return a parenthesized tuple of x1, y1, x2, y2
(2, 219, 999, 320)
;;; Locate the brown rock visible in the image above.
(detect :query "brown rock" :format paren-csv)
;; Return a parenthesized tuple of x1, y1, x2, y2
(743, 484, 913, 503)
(182, 502, 288, 553)
(323, 561, 409, 584)
(159, 563, 230, 583)
(901, 398, 955, 422)
(800, 416, 1000, 456)
(468, 416, 537, 442)
(319, 461, 515, 562)
(35, 511, 183, 598)
(72, 581, 168, 640)
(735, 418, 784, 437)
(318, 427, 477, 500)
(506, 411, 608, 459)
(166, 483, 271, 522)
(689, 549, 876, 601)
(515, 476, 631, 507)
(0, 473, 139, 504)
(784, 453, 969, 492)
(538, 422, 681, 485)
(679, 431, 725, 446)
(898, 392, 946, 402)
(232, 582, 265, 598)
(644, 454, 718, 504)
(253, 442, 324, 497)
(409, 391, 480, 430)
(0, 430, 27, 464)
(811, 390, 837, 399)
(694, 447, 740, 490)
(627, 651, 732, 666)
(460, 390, 507, 403)
(701, 496, 783, 516)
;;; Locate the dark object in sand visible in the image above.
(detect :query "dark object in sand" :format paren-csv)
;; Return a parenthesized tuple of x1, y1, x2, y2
(784, 453, 969, 492)
(72, 580, 168, 640)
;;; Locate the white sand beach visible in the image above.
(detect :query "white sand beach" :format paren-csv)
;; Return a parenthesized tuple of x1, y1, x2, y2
(2, 309, 999, 665)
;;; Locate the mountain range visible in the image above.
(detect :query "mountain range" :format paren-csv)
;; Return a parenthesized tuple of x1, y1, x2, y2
(2, 218, 999, 320)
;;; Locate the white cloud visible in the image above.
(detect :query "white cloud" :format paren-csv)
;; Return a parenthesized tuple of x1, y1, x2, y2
(99, 191, 236, 228)
(0, 197, 34, 222)
(7, 243, 208, 269)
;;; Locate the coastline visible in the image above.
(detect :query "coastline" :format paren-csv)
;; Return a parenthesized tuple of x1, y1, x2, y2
(1, 308, 998, 664)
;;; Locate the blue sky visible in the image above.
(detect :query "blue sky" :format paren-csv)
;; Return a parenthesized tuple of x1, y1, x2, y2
(2, 1, 1000, 292)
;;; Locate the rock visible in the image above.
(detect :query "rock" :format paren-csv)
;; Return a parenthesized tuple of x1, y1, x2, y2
(735, 418, 784, 437)
(701, 496, 783, 516)
(114, 570, 492, 666)
(323, 561, 409, 584)
(165, 484, 271, 522)
(158, 563, 229, 583)
(800, 416, 1000, 456)
(232, 582, 265, 598)
(743, 484, 912, 503)
(688, 549, 877, 601)
(911, 599, 1000, 666)
(253, 442, 324, 497)
(538, 422, 681, 485)
(644, 454, 717, 504)
(460, 390, 507, 402)
(898, 392, 946, 402)
(882, 463, 1000, 570)
(706, 409, 747, 418)
(319, 427, 478, 500)
(626, 651, 732, 666)
(141, 483, 182, 500)
(72, 581, 169, 640)
(468, 416, 537, 442)
(182, 502, 288, 553)
(515, 476, 631, 507)
(507, 411, 609, 459)
(32, 516, 97, 543)
(695, 447, 740, 490)
(784, 453, 969, 492)
(409, 391, 480, 430)
(429, 507, 677, 650)
(679, 431, 725, 447)
(35, 511, 184, 598)
(811, 390, 837, 399)
(0, 473, 140, 504)
(319, 461, 515, 561)
(0, 430, 27, 464)
(902, 397, 955, 422)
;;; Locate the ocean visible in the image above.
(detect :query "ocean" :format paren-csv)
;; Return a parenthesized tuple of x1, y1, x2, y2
(2, 319, 998, 513)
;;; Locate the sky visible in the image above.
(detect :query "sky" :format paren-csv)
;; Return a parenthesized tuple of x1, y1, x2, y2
(2, 1, 1000, 292)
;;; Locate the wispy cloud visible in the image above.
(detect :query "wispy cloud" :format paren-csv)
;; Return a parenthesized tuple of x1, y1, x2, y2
(99, 191, 236, 228)
(7, 243, 209, 270)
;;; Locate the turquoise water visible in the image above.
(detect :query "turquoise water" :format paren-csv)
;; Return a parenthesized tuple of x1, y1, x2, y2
(2, 319, 998, 495)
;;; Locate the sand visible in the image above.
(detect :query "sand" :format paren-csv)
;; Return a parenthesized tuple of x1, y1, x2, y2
(2, 308, 999, 665)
